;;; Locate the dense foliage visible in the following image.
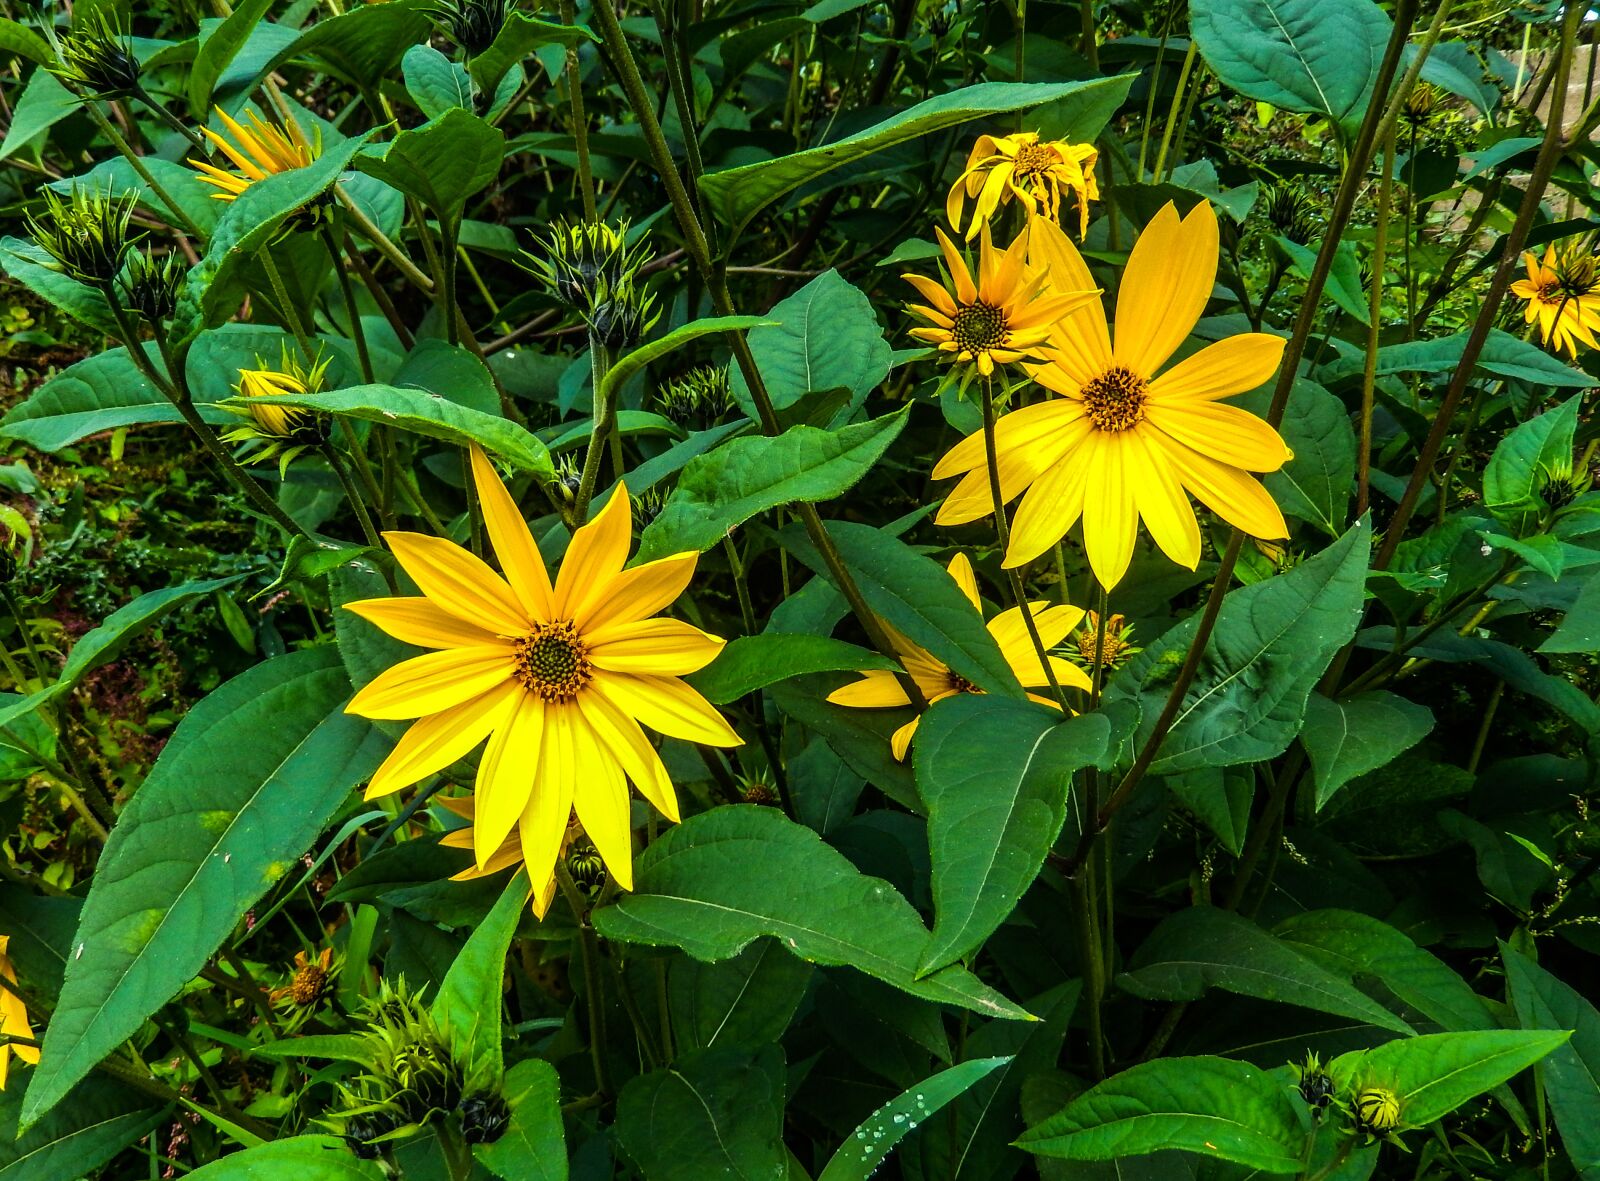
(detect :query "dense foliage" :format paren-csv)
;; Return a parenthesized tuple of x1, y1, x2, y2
(0, 0, 1597, 1178)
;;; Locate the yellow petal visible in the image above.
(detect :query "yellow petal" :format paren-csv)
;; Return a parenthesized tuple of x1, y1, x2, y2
(591, 671, 742, 746)
(1080, 434, 1139, 591)
(342, 597, 499, 650)
(1165, 445, 1289, 541)
(1145, 401, 1291, 473)
(904, 273, 958, 315)
(576, 687, 680, 821)
(569, 711, 634, 891)
(826, 670, 912, 709)
(1004, 438, 1091, 568)
(1028, 216, 1113, 383)
(1128, 427, 1202, 571)
(588, 617, 725, 676)
(473, 692, 543, 867)
(575, 551, 697, 633)
(363, 683, 518, 799)
(989, 602, 1085, 656)
(1113, 201, 1218, 376)
(346, 645, 514, 720)
(385, 531, 530, 637)
(469, 446, 555, 619)
(890, 714, 921, 761)
(554, 484, 633, 622)
(946, 552, 981, 611)
(936, 228, 977, 305)
(519, 705, 577, 907)
(933, 397, 1086, 479)
(1147, 333, 1287, 403)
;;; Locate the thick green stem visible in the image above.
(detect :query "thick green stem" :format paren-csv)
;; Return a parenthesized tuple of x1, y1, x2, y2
(79, 96, 205, 240)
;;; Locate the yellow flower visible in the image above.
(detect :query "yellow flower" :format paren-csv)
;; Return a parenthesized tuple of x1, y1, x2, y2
(1071, 610, 1139, 670)
(223, 348, 331, 475)
(826, 553, 1090, 760)
(343, 448, 740, 910)
(933, 203, 1292, 590)
(947, 131, 1100, 239)
(0, 936, 39, 1090)
(189, 107, 318, 201)
(1511, 243, 1600, 358)
(905, 225, 1099, 378)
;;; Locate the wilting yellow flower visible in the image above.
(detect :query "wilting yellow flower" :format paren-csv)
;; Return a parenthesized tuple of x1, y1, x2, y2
(933, 203, 1292, 590)
(0, 936, 39, 1090)
(269, 948, 335, 1008)
(1511, 243, 1600, 358)
(223, 348, 331, 475)
(1071, 610, 1139, 670)
(190, 107, 318, 201)
(343, 448, 740, 911)
(948, 132, 1100, 240)
(905, 225, 1098, 378)
(826, 553, 1090, 760)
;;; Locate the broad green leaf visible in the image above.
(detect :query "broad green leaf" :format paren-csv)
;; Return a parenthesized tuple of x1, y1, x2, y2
(1165, 766, 1254, 856)
(818, 1057, 1011, 1181)
(1276, 910, 1493, 1033)
(786, 739, 866, 835)
(1242, 380, 1355, 536)
(699, 80, 1128, 237)
(0, 576, 242, 733)
(601, 316, 774, 408)
(1033, 71, 1137, 144)
(616, 1045, 787, 1181)
(354, 109, 505, 225)
(915, 698, 1108, 974)
(264, 0, 433, 93)
(1105, 521, 1371, 774)
(392, 338, 500, 415)
(1316, 328, 1596, 388)
(0, 887, 78, 997)
(770, 675, 917, 811)
(249, 384, 554, 479)
(1484, 395, 1581, 534)
(668, 938, 813, 1052)
(1277, 237, 1369, 323)
(0, 69, 79, 161)
(0, 1074, 163, 1181)
(1329, 1030, 1571, 1127)
(779, 519, 1025, 698)
(0, 346, 169, 451)
(1302, 691, 1434, 809)
(468, 11, 598, 95)
(1017, 1055, 1304, 1173)
(431, 871, 527, 1080)
(475, 1058, 566, 1181)
(1503, 948, 1600, 1179)
(592, 805, 1032, 1021)
(0, 18, 52, 64)
(1190, 0, 1389, 135)
(1119, 905, 1414, 1033)
(1417, 40, 1501, 115)
(0, 237, 118, 337)
(182, 1136, 385, 1179)
(402, 43, 473, 117)
(47, 156, 222, 237)
(687, 634, 898, 704)
(1541, 571, 1600, 653)
(636, 411, 907, 562)
(246, 1034, 380, 1069)
(730, 271, 891, 420)
(189, 0, 274, 116)
(21, 649, 387, 1128)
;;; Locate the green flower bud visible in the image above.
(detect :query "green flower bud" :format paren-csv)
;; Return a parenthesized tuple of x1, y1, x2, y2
(120, 248, 184, 323)
(51, 10, 141, 98)
(26, 186, 139, 288)
(427, 0, 510, 57)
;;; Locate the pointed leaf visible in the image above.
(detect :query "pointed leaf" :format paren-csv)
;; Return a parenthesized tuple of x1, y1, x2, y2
(1329, 1030, 1571, 1127)
(474, 1058, 567, 1181)
(1302, 691, 1434, 810)
(616, 1046, 787, 1181)
(1503, 948, 1600, 1179)
(431, 871, 527, 1080)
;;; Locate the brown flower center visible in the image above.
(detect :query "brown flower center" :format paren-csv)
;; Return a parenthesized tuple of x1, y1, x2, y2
(512, 621, 592, 701)
(1013, 142, 1057, 179)
(1081, 366, 1149, 432)
(951, 301, 1009, 354)
(290, 963, 329, 1006)
(947, 672, 980, 695)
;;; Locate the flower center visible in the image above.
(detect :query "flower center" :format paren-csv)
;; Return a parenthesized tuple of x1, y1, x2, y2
(289, 962, 329, 1006)
(1013, 142, 1057, 179)
(1080, 366, 1149, 432)
(947, 672, 979, 695)
(512, 621, 592, 701)
(951, 301, 1009, 353)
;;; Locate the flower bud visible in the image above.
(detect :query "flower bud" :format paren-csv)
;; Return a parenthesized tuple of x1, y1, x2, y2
(26, 186, 139, 287)
(120, 248, 184, 323)
(656, 365, 734, 428)
(460, 1092, 512, 1144)
(428, 0, 510, 57)
(524, 219, 654, 319)
(51, 11, 141, 98)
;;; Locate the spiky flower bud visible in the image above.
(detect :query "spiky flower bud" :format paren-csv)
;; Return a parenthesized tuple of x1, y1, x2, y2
(524, 220, 659, 348)
(586, 274, 660, 351)
(553, 454, 581, 505)
(1261, 183, 1318, 247)
(1352, 1085, 1401, 1135)
(656, 365, 734, 428)
(26, 187, 139, 287)
(1400, 82, 1441, 127)
(51, 10, 141, 98)
(460, 1092, 512, 1144)
(120, 248, 184, 323)
(222, 347, 333, 476)
(428, 0, 510, 57)
(1293, 1051, 1334, 1115)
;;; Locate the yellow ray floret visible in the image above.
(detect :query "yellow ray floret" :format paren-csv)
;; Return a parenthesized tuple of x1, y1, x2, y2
(904, 223, 1100, 378)
(189, 107, 318, 201)
(1511, 242, 1600, 358)
(932, 202, 1294, 591)
(342, 447, 741, 912)
(947, 131, 1100, 239)
(0, 936, 38, 1090)
(826, 553, 1090, 760)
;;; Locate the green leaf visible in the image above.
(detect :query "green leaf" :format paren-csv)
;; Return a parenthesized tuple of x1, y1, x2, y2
(1301, 691, 1434, 810)
(181, 1136, 385, 1179)
(0, 346, 167, 451)
(1484, 395, 1581, 534)
(1276, 910, 1494, 1033)
(592, 805, 1032, 1021)
(189, 0, 274, 116)
(1119, 905, 1414, 1033)
(249, 384, 555, 479)
(817, 1057, 1011, 1181)
(393, 339, 500, 415)
(601, 316, 774, 410)
(1277, 237, 1369, 323)
(1017, 1055, 1304, 1173)
(47, 156, 222, 237)
(1541, 570, 1600, 653)
(770, 675, 917, 811)
(786, 740, 866, 835)
(668, 938, 813, 1052)
(699, 79, 1129, 237)
(0, 237, 118, 337)
(1317, 328, 1598, 388)
(730, 270, 892, 420)
(915, 698, 1108, 975)
(0, 18, 52, 64)
(0, 1074, 163, 1181)
(431, 871, 527, 1081)
(636, 411, 907, 562)
(0, 70, 79, 162)
(468, 11, 598, 95)
(616, 1045, 787, 1181)
(1105, 521, 1371, 774)
(353, 109, 505, 225)
(402, 43, 473, 117)
(779, 520, 1025, 699)
(1165, 766, 1254, 856)
(1190, 0, 1390, 135)
(686, 634, 898, 704)
(266, 0, 433, 93)
(246, 1034, 380, 1069)
(20, 649, 386, 1128)
(1329, 1030, 1571, 1127)
(1503, 948, 1600, 1179)
(1243, 380, 1355, 536)
(475, 1058, 567, 1181)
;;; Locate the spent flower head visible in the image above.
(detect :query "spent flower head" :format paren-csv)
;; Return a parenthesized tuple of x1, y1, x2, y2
(947, 131, 1099, 238)
(26, 186, 139, 287)
(50, 9, 141, 97)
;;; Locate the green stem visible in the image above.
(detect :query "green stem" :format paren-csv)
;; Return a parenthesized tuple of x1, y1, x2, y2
(320, 226, 373, 383)
(79, 96, 205, 240)
(257, 248, 316, 365)
(574, 338, 613, 524)
(1151, 41, 1198, 183)
(132, 84, 208, 152)
(1356, 118, 1397, 518)
(557, 864, 613, 1097)
(337, 186, 436, 294)
(561, 0, 599, 220)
